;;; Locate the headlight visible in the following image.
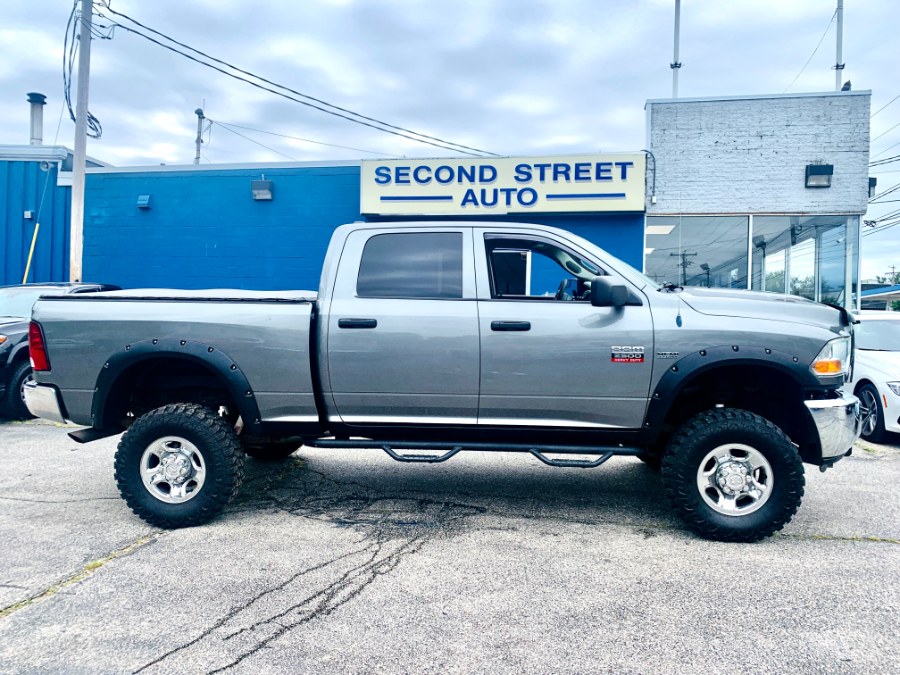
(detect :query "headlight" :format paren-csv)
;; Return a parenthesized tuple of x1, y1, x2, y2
(888, 382, 900, 396)
(810, 337, 851, 378)
(0, 335, 7, 344)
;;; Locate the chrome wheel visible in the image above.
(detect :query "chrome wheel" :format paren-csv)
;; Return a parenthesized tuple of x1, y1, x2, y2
(696, 443, 773, 516)
(140, 436, 207, 504)
(19, 372, 34, 404)
(859, 387, 879, 438)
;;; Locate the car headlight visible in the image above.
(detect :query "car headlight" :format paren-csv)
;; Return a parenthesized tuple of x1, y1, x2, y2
(810, 337, 851, 378)
(888, 382, 900, 396)
(0, 334, 7, 344)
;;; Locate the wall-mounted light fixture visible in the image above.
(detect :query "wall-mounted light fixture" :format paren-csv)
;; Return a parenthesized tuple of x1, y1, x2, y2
(805, 164, 833, 188)
(137, 194, 152, 209)
(869, 177, 878, 199)
(251, 178, 274, 201)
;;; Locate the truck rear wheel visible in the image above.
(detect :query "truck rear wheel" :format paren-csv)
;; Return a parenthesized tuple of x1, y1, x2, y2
(114, 403, 245, 528)
(661, 409, 805, 543)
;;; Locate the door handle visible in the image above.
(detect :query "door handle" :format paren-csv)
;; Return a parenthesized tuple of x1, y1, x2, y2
(338, 318, 378, 329)
(491, 320, 531, 332)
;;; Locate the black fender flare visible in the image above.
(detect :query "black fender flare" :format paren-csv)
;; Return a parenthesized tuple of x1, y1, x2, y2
(91, 338, 263, 434)
(637, 344, 825, 446)
(8, 339, 30, 368)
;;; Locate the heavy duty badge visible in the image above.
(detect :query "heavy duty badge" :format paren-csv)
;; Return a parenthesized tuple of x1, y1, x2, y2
(611, 346, 645, 363)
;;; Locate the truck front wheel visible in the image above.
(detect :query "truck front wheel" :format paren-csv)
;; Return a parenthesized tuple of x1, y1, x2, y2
(661, 409, 805, 543)
(114, 403, 245, 528)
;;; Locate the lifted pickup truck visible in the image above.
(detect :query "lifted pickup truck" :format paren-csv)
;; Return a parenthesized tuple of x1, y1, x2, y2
(25, 221, 861, 541)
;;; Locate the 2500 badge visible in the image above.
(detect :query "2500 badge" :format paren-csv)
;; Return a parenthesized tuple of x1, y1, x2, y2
(611, 346, 645, 363)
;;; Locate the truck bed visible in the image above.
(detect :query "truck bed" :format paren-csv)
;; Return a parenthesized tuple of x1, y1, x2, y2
(32, 289, 319, 428)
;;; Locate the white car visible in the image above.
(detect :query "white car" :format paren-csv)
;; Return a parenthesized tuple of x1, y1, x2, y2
(849, 311, 900, 442)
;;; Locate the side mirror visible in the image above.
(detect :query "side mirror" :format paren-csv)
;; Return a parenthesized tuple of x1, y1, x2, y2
(590, 276, 628, 307)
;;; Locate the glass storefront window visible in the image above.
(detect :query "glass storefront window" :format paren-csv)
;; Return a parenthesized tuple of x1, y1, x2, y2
(645, 214, 859, 307)
(751, 215, 856, 305)
(644, 216, 749, 289)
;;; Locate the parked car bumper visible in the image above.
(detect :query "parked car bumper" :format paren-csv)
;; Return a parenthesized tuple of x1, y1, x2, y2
(804, 391, 861, 461)
(23, 381, 67, 424)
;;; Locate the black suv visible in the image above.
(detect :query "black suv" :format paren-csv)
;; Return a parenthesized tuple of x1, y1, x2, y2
(0, 283, 119, 419)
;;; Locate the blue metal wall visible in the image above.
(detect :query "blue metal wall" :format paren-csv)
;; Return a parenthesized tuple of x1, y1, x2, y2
(82, 165, 644, 290)
(0, 160, 70, 285)
(83, 166, 361, 290)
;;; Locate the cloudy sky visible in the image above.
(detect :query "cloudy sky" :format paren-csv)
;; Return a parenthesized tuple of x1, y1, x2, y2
(2, 0, 899, 279)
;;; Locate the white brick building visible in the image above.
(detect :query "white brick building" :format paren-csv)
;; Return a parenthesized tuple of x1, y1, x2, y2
(644, 91, 870, 307)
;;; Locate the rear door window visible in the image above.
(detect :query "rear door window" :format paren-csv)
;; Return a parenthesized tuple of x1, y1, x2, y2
(357, 232, 463, 299)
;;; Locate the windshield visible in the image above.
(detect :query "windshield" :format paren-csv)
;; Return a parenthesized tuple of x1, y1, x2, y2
(0, 288, 55, 319)
(856, 319, 900, 351)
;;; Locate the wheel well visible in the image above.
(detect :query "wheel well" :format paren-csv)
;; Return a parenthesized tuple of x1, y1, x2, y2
(655, 364, 820, 463)
(852, 379, 875, 395)
(101, 356, 239, 431)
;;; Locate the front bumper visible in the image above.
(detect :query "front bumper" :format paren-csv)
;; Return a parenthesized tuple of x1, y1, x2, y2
(804, 390, 861, 461)
(23, 381, 67, 424)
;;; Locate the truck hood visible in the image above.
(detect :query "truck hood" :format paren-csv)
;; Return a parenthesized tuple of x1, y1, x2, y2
(0, 316, 28, 328)
(676, 287, 846, 330)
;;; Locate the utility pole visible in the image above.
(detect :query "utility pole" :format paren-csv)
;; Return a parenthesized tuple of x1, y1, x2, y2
(194, 108, 205, 164)
(70, 0, 92, 282)
(834, 0, 844, 91)
(886, 265, 898, 284)
(671, 0, 682, 97)
(670, 251, 696, 286)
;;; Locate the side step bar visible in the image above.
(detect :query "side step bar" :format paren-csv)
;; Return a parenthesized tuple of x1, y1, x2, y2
(305, 438, 642, 468)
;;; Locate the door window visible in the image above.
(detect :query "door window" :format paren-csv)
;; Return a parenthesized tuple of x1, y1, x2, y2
(356, 232, 463, 299)
(485, 235, 604, 301)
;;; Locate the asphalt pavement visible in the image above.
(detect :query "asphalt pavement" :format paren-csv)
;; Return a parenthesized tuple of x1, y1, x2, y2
(0, 420, 898, 674)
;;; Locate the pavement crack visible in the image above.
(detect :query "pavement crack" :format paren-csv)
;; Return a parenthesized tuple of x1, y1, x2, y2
(0, 496, 119, 504)
(779, 532, 900, 545)
(131, 544, 375, 674)
(0, 534, 157, 621)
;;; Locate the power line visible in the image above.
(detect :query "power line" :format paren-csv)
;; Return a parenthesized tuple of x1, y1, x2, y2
(870, 154, 900, 167)
(782, 9, 836, 94)
(210, 119, 402, 158)
(870, 181, 900, 203)
(872, 93, 900, 118)
(872, 119, 900, 143)
(871, 139, 900, 160)
(63, 0, 102, 139)
(212, 122, 301, 161)
(96, 3, 498, 157)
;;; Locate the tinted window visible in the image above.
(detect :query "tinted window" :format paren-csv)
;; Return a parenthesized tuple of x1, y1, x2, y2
(357, 232, 463, 299)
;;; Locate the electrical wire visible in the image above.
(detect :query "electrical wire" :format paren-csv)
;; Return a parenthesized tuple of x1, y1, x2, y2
(870, 181, 900, 203)
(210, 119, 402, 158)
(95, 3, 498, 157)
(63, 0, 102, 139)
(871, 139, 900, 160)
(782, 9, 836, 94)
(872, 93, 900, 118)
(872, 120, 900, 144)
(870, 154, 900, 167)
(211, 122, 302, 161)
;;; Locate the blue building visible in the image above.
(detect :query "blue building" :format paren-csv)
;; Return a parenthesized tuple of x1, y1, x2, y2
(0, 145, 74, 286)
(81, 158, 645, 291)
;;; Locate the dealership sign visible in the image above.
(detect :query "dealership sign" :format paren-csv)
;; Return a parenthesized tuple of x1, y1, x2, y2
(360, 153, 646, 215)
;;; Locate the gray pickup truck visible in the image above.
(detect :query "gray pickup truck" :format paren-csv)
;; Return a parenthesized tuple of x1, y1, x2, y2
(25, 221, 861, 541)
